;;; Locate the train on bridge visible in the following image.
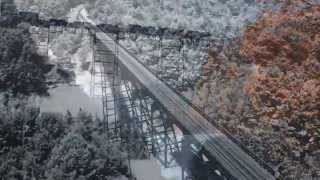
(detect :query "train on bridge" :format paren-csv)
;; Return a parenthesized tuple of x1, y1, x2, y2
(0, 10, 211, 42)
(0, 6, 276, 179)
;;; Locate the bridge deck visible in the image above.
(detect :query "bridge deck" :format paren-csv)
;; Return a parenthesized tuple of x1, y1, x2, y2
(84, 16, 275, 180)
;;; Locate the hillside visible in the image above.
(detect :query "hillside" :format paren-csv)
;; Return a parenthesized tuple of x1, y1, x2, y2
(194, 1, 320, 179)
(15, 0, 276, 37)
(6, 0, 320, 179)
(0, 21, 130, 180)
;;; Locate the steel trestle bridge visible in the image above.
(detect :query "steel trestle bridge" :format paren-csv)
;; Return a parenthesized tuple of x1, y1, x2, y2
(0, 5, 275, 180)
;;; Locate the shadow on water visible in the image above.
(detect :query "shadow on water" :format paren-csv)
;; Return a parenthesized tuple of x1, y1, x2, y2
(119, 67, 232, 180)
(38, 85, 102, 117)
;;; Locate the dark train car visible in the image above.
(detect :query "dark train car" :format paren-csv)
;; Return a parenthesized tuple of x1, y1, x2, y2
(162, 27, 171, 38)
(96, 24, 104, 30)
(49, 18, 68, 26)
(184, 30, 197, 40)
(108, 24, 120, 34)
(68, 21, 84, 29)
(156, 27, 167, 37)
(143, 26, 157, 36)
(198, 32, 211, 39)
(118, 25, 126, 33)
(97, 23, 121, 34)
(83, 22, 91, 28)
(18, 11, 39, 25)
(128, 24, 143, 34)
(175, 28, 186, 38)
(0, 14, 21, 27)
(165, 28, 181, 39)
(38, 19, 50, 28)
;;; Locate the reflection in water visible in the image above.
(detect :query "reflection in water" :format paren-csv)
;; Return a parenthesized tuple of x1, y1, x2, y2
(39, 85, 102, 118)
(132, 157, 182, 180)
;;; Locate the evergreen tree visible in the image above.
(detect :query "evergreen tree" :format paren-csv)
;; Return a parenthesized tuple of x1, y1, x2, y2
(0, 23, 48, 96)
(0, 107, 130, 180)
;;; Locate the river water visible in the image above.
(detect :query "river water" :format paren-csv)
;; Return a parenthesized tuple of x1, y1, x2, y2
(38, 84, 102, 118)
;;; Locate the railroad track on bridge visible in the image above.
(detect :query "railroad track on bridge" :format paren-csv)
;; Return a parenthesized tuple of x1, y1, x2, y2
(0, 6, 276, 179)
(81, 11, 275, 180)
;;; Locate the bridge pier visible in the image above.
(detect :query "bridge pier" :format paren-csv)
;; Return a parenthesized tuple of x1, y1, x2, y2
(90, 31, 185, 174)
(28, 21, 260, 180)
(0, 9, 276, 179)
(91, 32, 123, 140)
(89, 30, 237, 180)
(87, 19, 275, 179)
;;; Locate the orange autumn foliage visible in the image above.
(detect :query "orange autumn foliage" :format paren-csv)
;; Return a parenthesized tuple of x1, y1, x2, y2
(241, 1, 320, 129)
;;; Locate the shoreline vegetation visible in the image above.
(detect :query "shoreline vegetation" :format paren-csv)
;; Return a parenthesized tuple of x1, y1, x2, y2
(0, 0, 318, 179)
(0, 22, 130, 179)
(0, 24, 48, 96)
(0, 103, 130, 179)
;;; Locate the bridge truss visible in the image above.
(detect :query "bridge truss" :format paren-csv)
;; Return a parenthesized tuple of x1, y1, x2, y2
(0, 0, 279, 177)
(88, 29, 236, 179)
(26, 22, 232, 179)
(90, 31, 182, 168)
(10, 10, 274, 178)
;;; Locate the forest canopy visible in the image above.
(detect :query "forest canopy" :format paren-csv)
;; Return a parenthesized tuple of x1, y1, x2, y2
(0, 107, 129, 180)
(195, 0, 320, 179)
(241, 0, 320, 147)
(0, 23, 49, 96)
(240, 0, 320, 178)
